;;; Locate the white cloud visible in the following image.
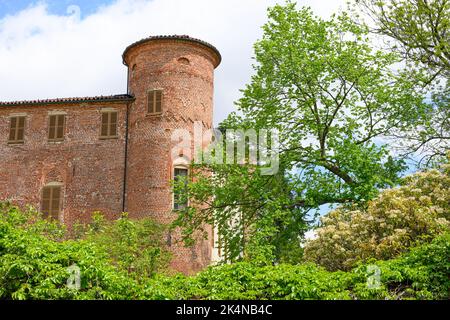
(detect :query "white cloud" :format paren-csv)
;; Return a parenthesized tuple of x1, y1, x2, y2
(0, 0, 345, 124)
(304, 230, 317, 241)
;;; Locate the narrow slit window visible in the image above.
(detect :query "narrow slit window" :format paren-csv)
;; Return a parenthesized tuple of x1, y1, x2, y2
(173, 168, 188, 210)
(100, 111, 118, 139)
(48, 115, 65, 141)
(148, 90, 163, 114)
(8, 116, 25, 144)
(41, 185, 62, 220)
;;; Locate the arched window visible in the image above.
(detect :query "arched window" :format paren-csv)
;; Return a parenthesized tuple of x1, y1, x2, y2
(173, 166, 188, 210)
(41, 182, 63, 220)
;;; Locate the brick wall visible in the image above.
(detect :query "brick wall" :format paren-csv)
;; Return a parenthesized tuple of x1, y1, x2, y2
(0, 36, 221, 275)
(0, 102, 128, 228)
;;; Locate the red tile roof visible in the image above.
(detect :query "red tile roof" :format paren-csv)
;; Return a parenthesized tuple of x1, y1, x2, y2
(122, 35, 221, 67)
(0, 94, 134, 107)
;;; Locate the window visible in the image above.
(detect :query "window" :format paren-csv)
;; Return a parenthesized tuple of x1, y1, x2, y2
(148, 90, 162, 114)
(100, 111, 118, 139)
(178, 57, 190, 65)
(8, 116, 25, 144)
(48, 114, 65, 141)
(41, 185, 62, 220)
(173, 167, 188, 210)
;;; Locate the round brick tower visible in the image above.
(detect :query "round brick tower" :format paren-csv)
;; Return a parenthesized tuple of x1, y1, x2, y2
(122, 35, 221, 274)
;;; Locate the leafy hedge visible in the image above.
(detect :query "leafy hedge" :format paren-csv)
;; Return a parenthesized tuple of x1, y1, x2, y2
(75, 211, 171, 280)
(143, 233, 449, 300)
(0, 204, 141, 299)
(1, 202, 448, 300)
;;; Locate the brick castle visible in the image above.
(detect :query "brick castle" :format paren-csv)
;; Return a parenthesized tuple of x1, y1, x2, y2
(0, 35, 221, 274)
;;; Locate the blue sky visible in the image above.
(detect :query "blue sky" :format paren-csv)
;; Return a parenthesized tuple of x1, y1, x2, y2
(0, 0, 115, 18)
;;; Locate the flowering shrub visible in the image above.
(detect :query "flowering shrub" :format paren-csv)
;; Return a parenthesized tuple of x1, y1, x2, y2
(303, 162, 450, 271)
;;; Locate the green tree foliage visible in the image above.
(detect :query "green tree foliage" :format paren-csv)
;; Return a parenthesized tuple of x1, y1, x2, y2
(174, 3, 427, 263)
(77, 212, 171, 280)
(1, 202, 448, 300)
(353, 0, 450, 166)
(394, 85, 449, 167)
(350, 232, 450, 300)
(304, 159, 450, 271)
(0, 203, 170, 299)
(145, 233, 450, 300)
(355, 0, 450, 75)
(0, 203, 141, 299)
(173, 162, 307, 263)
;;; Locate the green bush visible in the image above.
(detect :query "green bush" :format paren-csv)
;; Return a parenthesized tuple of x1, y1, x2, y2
(0, 205, 141, 299)
(141, 233, 449, 300)
(77, 212, 171, 281)
(0, 203, 167, 299)
(1, 202, 447, 300)
(189, 263, 354, 300)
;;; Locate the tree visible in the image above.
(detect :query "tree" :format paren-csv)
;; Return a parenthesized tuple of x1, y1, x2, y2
(304, 157, 450, 271)
(353, 0, 450, 166)
(79, 212, 171, 280)
(355, 0, 450, 76)
(173, 3, 427, 263)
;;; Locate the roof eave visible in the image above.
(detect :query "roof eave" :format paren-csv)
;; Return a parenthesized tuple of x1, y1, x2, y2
(122, 35, 222, 68)
(0, 96, 135, 108)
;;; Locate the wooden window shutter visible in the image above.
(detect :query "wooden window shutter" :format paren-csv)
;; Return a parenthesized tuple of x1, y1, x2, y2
(41, 187, 51, 218)
(8, 116, 26, 143)
(56, 115, 65, 139)
(109, 111, 118, 136)
(101, 113, 109, 137)
(148, 91, 155, 113)
(48, 115, 56, 140)
(51, 187, 61, 219)
(155, 90, 162, 113)
(41, 186, 61, 220)
(100, 111, 118, 138)
(17, 117, 25, 141)
(148, 90, 162, 114)
(8, 117, 17, 141)
(48, 115, 65, 141)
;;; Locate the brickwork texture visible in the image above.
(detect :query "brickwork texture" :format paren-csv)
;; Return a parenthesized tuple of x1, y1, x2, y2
(0, 36, 221, 274)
